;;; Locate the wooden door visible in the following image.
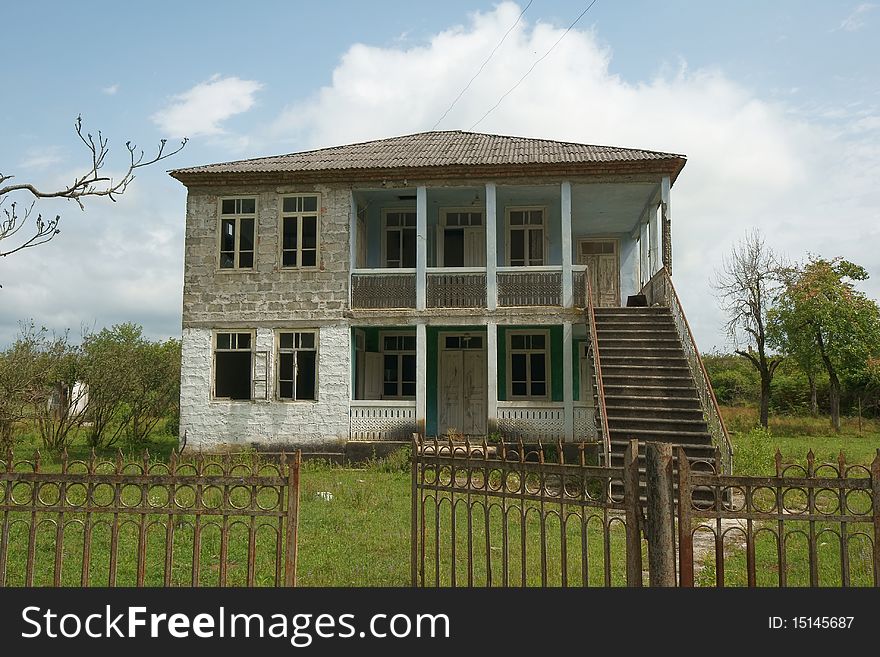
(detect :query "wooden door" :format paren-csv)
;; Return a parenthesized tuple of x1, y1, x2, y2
(578, 240, 619, 307)
(438, 335, 487, 435)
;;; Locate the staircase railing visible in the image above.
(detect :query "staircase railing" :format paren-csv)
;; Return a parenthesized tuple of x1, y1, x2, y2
(640, 268, 733, 473)
(585, 269, 612, 466)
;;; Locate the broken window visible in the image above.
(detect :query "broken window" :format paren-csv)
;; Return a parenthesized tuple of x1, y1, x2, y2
(509, 331, 548, 399)
(281, 195, 320, 268)
(277, 331, 318, 401)
(214, 331, 253, 400)
(384, 211, 416, 268)
(219, 198, 256, 269)
(508, 208, 545, 266)
(382, 333, 416, 398)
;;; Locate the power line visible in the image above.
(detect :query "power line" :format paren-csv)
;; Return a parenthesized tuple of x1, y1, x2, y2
(470, 0, 599, 130)
(430, 0, 533, 131)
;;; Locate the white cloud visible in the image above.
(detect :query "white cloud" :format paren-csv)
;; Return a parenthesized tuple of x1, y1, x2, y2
(151, 74, 263, 138)
(267, 1, 880, 349)
(102, 83, 119, 95)
(838, 3, 876, 31)
(17, 146, 64, 170)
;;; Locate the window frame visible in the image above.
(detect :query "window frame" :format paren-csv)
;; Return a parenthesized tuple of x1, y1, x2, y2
(217, 196, 257, 271)
(379, 331, 417, 400)
(505, 205, 548, 267)
(438, 207, 486, 268)
(212, 330, 256, 401)
(381, 208, 417, 269)
(275, 329, 319, 402)
(506, 329, 551, 400)
(278, 194, 321, 270)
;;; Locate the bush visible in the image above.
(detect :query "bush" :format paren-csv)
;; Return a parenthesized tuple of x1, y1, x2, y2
(732, 426, 776, 476)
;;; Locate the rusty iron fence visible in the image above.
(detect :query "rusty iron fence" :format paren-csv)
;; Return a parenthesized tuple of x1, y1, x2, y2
(678, 447, 880, 587)
(411, 436, 644, 587)
(0, 448, 301, 587)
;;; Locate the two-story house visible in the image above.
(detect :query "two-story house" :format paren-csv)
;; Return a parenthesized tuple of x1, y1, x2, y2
(170, 131, 731, 471)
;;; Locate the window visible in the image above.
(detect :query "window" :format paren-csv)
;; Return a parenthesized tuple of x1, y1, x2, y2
(214, 332, 253, 399)
(507, 208, 545, 266)
(277, 331, 318, 401)
(384, 210, 416, 268)
(441, 210, 485, 267)
(281, 195, 320, 268)
(219, 198, 256, 269)
(382, 333, 416, 398)
(508, 332, 549, 399)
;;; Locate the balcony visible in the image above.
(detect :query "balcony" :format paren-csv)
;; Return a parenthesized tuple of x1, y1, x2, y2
(351, 266, 588, 310)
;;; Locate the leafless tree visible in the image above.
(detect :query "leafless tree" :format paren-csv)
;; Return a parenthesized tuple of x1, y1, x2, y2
(0, 115, 187, 259)
(713, 229, 783, 428)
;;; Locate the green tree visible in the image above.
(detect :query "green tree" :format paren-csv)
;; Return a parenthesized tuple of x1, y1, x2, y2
(768, 257, 880, 432)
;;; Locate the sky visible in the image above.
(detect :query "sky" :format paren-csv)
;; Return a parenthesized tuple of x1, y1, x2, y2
(1, 0, 878, 351)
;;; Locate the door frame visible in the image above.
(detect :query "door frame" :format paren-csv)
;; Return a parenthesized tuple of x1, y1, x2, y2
(437, 330, 488, 435)
(437, 207, 487, 268)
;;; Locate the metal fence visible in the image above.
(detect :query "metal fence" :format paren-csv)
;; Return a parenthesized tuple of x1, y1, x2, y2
(678, 447, 880, 587)
(0, 448, 301, 587)
(411, 436, 644, 587)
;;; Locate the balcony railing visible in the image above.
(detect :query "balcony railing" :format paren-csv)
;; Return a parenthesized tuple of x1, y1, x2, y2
(572, 266, 588, 308)
(349, 400, 417, 440)
(351, 269, 416, 309)
(427, 268, 486, 308)
(497, 266, 562, 307)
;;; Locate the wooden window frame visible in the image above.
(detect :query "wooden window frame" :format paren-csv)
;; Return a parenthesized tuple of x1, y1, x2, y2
(379, 331, 417, 400)
(279, 194, 321, 270)
(217, 197, 257, 271)
(438, 207, 485, 268)
(506, 329, 551, 400)
(212, 330, 256, 401)
(275, 330, 319, 402)
(504, 205, 548, 267)
(381, 208, 417, 269)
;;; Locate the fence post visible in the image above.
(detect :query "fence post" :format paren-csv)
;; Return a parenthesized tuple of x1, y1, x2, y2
(872, 451, 880, 587)
(284, 450, 301, 587)
(411, 434, 420, 587)
(645, 442, 676, 586)
(623, 439, 643, 587)
(676, 447, 693, 587)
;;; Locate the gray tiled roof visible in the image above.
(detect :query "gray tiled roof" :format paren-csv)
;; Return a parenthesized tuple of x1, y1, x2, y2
(170, 130, 685, 177)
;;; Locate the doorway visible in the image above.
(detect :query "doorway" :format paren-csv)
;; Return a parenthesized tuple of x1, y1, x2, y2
(438, 333, 487, 435)
(577, 239, 620, 307)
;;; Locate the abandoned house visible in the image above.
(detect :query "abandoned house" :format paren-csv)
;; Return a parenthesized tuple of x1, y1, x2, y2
(170, 130, 731, 470)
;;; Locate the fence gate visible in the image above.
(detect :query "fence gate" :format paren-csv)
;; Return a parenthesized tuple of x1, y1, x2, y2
(411, 436, 643, 587)
(677, 447, 880, 587)
(0, 449, 301, 587)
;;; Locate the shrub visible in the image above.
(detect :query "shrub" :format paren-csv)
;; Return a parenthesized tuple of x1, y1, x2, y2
(733, 426, 776, 476)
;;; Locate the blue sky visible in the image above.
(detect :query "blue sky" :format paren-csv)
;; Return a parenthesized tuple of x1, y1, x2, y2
(1, 1, 878, 349)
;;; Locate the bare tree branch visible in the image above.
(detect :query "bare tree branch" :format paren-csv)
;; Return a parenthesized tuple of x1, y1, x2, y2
(0, 115, 187, 260)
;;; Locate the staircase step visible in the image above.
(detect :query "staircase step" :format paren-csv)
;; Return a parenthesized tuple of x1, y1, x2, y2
(607, 427, 713, 441)
(601, 364, 691, 374)
(600, 356, 688, 367)
(598, 346, 684, 357)
(598, 338, 681, 348)
(605, 405, 706, 420)
(604, 394, 702, 409)
(604, 384, 698, 398)
(608, 416, 709, 432)
(609, 439, 718, 454)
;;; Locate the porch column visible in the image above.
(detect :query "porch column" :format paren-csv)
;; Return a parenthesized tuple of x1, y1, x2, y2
(349, 191, 358, 308)
(650, 204, 661, 277)
(639, 220, 648, 287)
(485, 182, 497, 310)
(660, 175, 672, 276)
(416, 186, 427, 310)
(487, 321, 498, 433)
(561, 181, 573, 308)
(563, 321, 574, 441)
(416, 323, 427, 436)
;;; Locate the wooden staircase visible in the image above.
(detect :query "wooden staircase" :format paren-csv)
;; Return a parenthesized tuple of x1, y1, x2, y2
(592, 306, 720, 486)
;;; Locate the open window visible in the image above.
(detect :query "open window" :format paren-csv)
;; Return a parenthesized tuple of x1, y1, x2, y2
(440, 209, 485, 267)
(214, 332, 254, 400)
(277, 331, 318, 401)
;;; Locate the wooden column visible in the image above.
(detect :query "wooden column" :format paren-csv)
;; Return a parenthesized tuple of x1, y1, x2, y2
(661, 176, 672, 276)
(485, 182, 498, 311)
(487, 321, 498, 434)
(349, 190, 358, 308)
(561, 181, 573, 308)
(416, 323, 427, 435)
(562, 321, 573, 441)
(645, 441, 676, 586)
(416, 186, 427, 311)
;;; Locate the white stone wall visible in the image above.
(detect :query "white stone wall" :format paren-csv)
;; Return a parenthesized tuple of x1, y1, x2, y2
(180, 324, 350, 447)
